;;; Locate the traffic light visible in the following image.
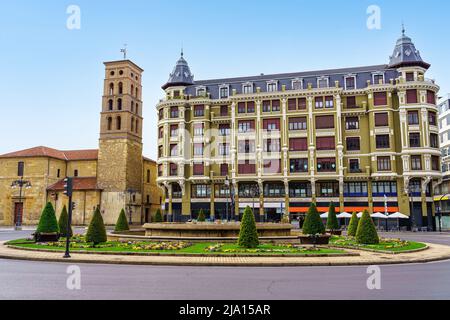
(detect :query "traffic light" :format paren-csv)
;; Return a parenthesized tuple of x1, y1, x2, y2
(63, 177, 73, 197)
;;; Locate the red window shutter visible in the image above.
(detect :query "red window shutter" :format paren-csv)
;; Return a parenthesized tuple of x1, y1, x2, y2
(427, 91, 436, 104)
(289, 138, 308, 151)
(288, 98, 297, 110)
(272, 100, 280, 108)
(317, 137, 335, 150)
(375, 113, 389, 127)
(298, 98, 307, 109)
(247, 101, 255, 112)
(193, 163, 204, 176)
(406, 90, 418, 104)
(374, 92, 387, 106)
(315, 115, 335, 129)
(347, 96, 357, 108)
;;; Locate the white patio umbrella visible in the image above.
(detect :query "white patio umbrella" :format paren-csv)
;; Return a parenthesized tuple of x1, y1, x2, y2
(371, 212, 388, 219)
(388, 212, 409, 231)
(357, 212, 364, 218)
(337, 212, 352, 227)
(320, 212, 329, 219)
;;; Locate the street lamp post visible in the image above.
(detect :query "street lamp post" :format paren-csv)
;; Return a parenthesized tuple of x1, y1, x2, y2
(10, 177, 32, 230)
(408, 186, 416, 232)
(225, 176, 230, 222)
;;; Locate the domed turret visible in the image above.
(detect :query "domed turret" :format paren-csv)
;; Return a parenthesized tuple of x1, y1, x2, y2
(388, 26, 430, 69)
(162, 50, 195, 90)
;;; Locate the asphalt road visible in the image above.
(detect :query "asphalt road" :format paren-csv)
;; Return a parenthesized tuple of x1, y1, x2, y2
(1, 229, 450, 300)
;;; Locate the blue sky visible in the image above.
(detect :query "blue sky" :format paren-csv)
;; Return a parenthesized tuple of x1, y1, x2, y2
(1, 0, 449, 159)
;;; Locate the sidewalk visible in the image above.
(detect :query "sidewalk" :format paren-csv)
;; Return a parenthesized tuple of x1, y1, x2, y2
(1, 242, 450, 267)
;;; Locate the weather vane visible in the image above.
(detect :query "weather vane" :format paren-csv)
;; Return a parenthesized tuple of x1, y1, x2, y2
(120, 44, 128, 60)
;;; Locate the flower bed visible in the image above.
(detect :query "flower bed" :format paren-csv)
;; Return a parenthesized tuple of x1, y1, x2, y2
(330, 236, 427, 253)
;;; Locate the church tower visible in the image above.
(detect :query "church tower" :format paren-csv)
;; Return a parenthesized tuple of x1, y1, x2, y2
(97, 60, 144, 224)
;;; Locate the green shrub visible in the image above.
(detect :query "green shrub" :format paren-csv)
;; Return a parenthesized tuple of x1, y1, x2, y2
(36, 202, 59, 234)
(86, 207, 107, 245)
(302, 203, 325, 235)
(114, 209, 129, 232)
(326, 202, 339, 231)
(58, 205, 73, 238)
(347, 212, 359, 237)
(238, 206, 260, 248)
(197, 209, 206, 222)
(356, 210, 380, 245)
(154, 209, 163, 223)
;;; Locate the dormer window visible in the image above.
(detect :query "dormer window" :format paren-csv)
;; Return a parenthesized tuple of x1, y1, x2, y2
(317, 77, 329, 89)
(406, 72, 415, 82)
(219, 85, 229, 99)
(267, 81, 278, 92)
(196, 86, 207, 97)
(242, 82, 253, 94)
(372, 73, 385, 85)
(292, 78, 303, 90)
(345, 75, 356, 90)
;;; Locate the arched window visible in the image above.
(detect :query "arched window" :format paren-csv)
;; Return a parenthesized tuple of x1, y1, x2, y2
(108, 99, 113, 111)
(147, 169, 150, 183)
(109, 83, 114, 95)
(117, 98, 122, 110)
(131, 101, 134, 112)
(116, 116, 121, 130)
(135, 119, 139, 133)
(131, 85, 134, 96)
(107, 117, 112, 130)
(136, 88, 139, 98)
(135, 103, 139, 114)
(118, 82, 123, 95)
(131, 117, 135, 131)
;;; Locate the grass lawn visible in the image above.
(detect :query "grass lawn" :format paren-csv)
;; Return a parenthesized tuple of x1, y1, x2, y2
(330, 236, 427, 252)
(7, 239, 345, 256)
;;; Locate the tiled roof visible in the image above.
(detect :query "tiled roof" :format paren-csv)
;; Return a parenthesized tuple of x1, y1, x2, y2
(162, 52, 195, 90)
(0, 146, 98, 161)
(47, 177, 100, 191)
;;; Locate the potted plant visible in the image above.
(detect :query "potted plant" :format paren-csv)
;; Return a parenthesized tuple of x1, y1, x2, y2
(34, 202, 60, 243)
(299, 203, 331, 245)
(326, 202, 342, 236)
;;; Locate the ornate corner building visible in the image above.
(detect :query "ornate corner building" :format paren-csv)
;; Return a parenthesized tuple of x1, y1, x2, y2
(0, 60, 162, 226)
(156, 31, 442, 229)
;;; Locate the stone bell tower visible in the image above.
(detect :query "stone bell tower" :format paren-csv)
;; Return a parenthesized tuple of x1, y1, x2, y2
(97, 60, 144, 224)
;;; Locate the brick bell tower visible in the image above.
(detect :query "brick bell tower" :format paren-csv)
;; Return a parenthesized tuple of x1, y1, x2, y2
(97, 60, 144, 225)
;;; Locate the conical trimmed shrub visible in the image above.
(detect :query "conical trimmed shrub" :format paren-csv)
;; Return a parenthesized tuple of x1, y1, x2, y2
(86, 207, 107, 245)
(197, 209, 206, 222)
(326, 202, 339, 231)
(356, 210, 380, 245)
(302, 203, 325, 235)
(347, 212, 359, 237)
(114, 209, 129, 232)
(238, 206, 260, 248)
(154, 209, 163, 223)
(36, 202, 59, 234)
(58, 205, 73, 238)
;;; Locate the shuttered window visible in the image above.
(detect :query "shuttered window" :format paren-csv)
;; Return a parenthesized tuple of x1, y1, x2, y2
(347, 96, 357, 108)
(406, 89, 418, 104)
(289, 117, 307, 130)
(288, 98, 297, 110)
(247, 101, 255, 113)
(193, 163, 204, 176)
(298, 98, 307, 110)
(263, 119, 281, 131)
(315, 115, 335, 129)
(375, 113, 389, 127)
(374, 92, 387, 106)
(316, 137, 335, 150)
(238, 161, 256, 174)
(427, 90, 436, 105)
(289, 138, 308, 151)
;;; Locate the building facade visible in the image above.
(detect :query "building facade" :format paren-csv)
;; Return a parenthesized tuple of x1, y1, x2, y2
(0, 60, 161, 226)
(156, 31, 441, 230)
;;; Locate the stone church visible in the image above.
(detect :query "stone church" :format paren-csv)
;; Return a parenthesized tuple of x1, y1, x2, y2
(0, 60, 161, 226)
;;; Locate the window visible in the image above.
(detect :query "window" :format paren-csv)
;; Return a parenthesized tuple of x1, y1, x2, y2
(192, 184, 211, 198)
(344, 182, 368, 197)
(158, 146, 163, 158)
(431, 134, 439, 148)
(118, 82, 123, 94)
(263, 119, 280, 131)
(17, 162, 24, 177)
(408, 111, 419, 125)
(158, 164, 163, 177)
(263, 100, 271, 112)
(170, 125, 178, 137)
(193, 163, 204, 176)
(405, 72, 414, 82)
(170, 106, 179, 118)
(373, 73, 384, 85)
(325, 96, 334, 108)
(298, 98, 307, 110)
(289, 182, 312, 198)
(243, 84, 253, 94)
(263, 159, 282, 174)
(432, 156, 440, 171)
(219, 143, 230, 156)
(315, 115, 335, 129)
(219, 124, 230, 136)
(220, 164, 229, 176)
(220, 87, 229, 99)
(292, 79, 303, 90)
(108, 99, 113, 111)
(247, 101, 255, 113)
(220, 105, 228, 117)
(193, 143, 204, 156)
(345, 117, 359, 130)
(238, 120, 255, 133)
(238, 161, 256, 175)
(411, 156, 422, 170)
(264, 183, 285, 197)
(194, 105, 205, 117)
(146, 170, 151, 183)
(406, 89, 418, 104)
(318, 78, 329, 88)
(377, 157, 391, 171)
(239, 183, 259, 197)
(409, 133, 421, 148)
(158, 127, 164, 139)
(169, 163, 178, 176)
(349, 159, 361, 173)
(315, 97, 324, 109)
(345, 76, 356, 90)
(317, 158, 336, 172)
(427, 90, 436, 105)
(159, 109, 164, 120)
(264, 139, 281, 152)
(288, 98, 297, 111)
(109, 83, 114, 95)
(116, 116, 121, 130)
(290, 159, 308, 173)
(347, 96, 357, 109)
(373, 181, 397, 197)
(215, 184, 230, 198)
(374, 92, 387, 106)
(193, 123, 204, 136)
(74, 170, 79, 177)
(289, 117, 307, 131)
(170, 144, 178, 156)
(117, 98, 122, 110)
(289, 138, 308, 152)
(375, 113, 389, 127)
(376, 135, 390, 149)
(57, 169, 61, 178)
(267, 82, 278, 92)
(317, 182, 339, 197)
(317, 137, 335, 150)
(346, 137, 360, 151)
(272, 100, 281, 112)
(107, 117, 113, 130)
(429, 112, 437, 126)
(238, 140, 256, 153)
(196, 87, 206, 97)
